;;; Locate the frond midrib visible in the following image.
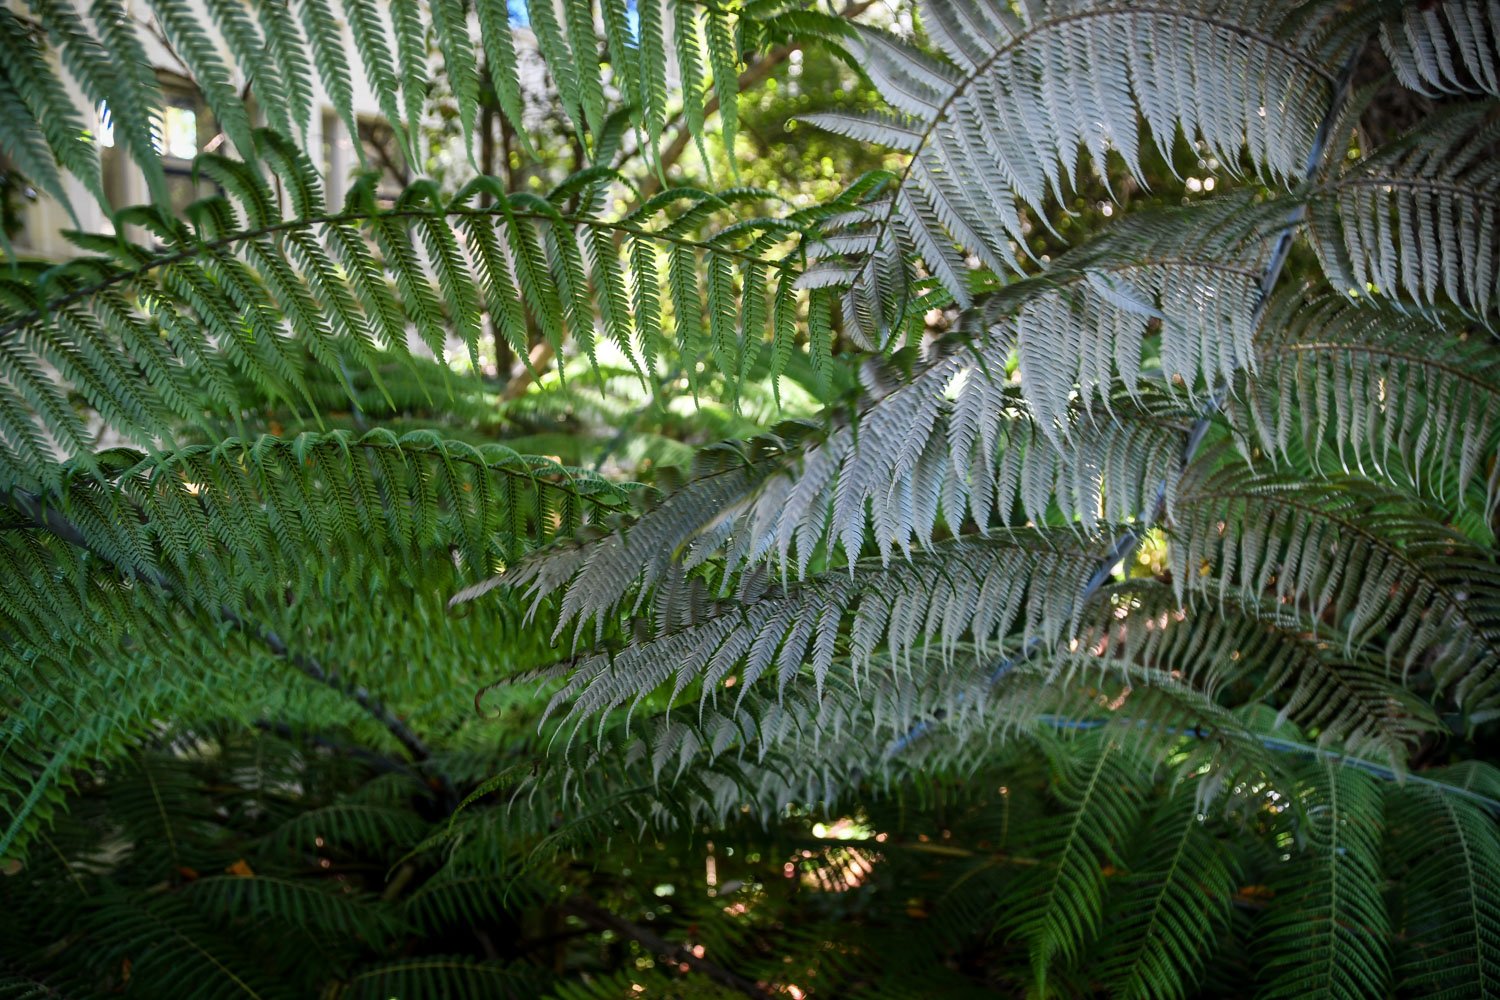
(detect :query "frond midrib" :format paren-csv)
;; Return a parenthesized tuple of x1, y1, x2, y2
(0, 203, 807, 346)
(1269, 340, 1500, 393)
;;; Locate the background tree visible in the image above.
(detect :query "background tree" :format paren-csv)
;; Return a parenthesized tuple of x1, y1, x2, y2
(2, 1, 1499, 998)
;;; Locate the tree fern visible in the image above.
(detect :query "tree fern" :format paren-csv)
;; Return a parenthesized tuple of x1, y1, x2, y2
(4, 0, 1500, 996)
(1096, 789, 1240, 1000)
(1379, 0, 1500, 99)
(1237, 290, 1500, 515)
(1002, 731, 1146, 988)
(1386, 762, 1500, 998)
(803, 1, 1349, 345)
(1310, 102, 1500, 322)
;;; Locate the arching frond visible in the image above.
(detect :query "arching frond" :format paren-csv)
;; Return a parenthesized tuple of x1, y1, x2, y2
(506, 532, 1102, 741)
(484, 202, 1277, 639)
(1096, 789, 1239, 1000)
(263, 801, 428, 860)
(1385, 762, 1500, 999)
(0, 156, 825, 490)
(78, 893, 298, 1000)
(183, 874, 400, 942)
(1237, 291, 1500, 515)
(338, 957, 544, 1000)
(491, 366, 1186, 639)
(1000, 730, 1148, 989)
(1256, 763, 1390, 1000)
(1309, 104, 1500, 321)
(804, 1, 1347, 342)
(3, 0, 782, 210)
(1174, 460, 1500, 712)
(1378, 0, 1500, 98)
(1052, 581, 1439, 763)
(807, 190, 1275, 422)
(18, 431, 629, 600)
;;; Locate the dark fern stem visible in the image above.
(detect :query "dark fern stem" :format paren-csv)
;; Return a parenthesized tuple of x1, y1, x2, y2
(1, 485, 443, 776)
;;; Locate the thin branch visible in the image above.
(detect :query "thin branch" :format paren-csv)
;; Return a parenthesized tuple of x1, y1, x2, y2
(1, 486, 435, 764)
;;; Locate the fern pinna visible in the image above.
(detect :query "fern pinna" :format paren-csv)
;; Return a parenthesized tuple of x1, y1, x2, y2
(2, 1, 1500, 998)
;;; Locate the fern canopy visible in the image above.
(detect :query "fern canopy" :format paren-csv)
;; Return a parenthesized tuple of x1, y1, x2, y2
(3, 0, 1500, 997)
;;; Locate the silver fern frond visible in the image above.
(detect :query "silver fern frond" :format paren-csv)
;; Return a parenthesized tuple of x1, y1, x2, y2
(1237, 290, 1500, 515)
(1175, 458, 1500, 712)
(803, 1, 1347, 345)
(1379, 0, 1500, 98)
(1309, 103, 1500, 322)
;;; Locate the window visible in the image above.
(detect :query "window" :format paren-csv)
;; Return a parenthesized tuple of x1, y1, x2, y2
(158, 83, 216, 215)
(323, 115, 409, 210)
(98, 79, 218, 219)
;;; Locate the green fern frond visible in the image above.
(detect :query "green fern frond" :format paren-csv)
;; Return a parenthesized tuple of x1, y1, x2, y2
(184, 874, 401, 942)
(1001, 730, 1147, 986)
(1, 160, 825, 480)
(338, 956, 545, 999)
(502, 531, 1102, 743)
(1385, 762, 1500, 998)
(8, 0, 780, 219)
(79, 892, 298, 999)
(0, 8, 102, 210)
(1256, 763, 1390, 1000)
(1096, 789, 1239, 1000)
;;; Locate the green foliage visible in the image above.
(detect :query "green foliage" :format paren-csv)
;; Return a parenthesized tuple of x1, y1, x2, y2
(1, 0, 798, 210)
(3, 1, 1500, 997)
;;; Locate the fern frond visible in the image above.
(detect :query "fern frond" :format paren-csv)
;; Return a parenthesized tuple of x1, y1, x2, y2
(339, 957, 545, 999)
(504, 531, 1105, 748)
(184, 874, 401, 942)
(809, 194, 1274, 420)
(1001, 730, 1147, 986)
(147, 0, 256, 161)
(1238, 291, 1500, 515)
(805, 2, 1347, 341)
(1096, 789, 1239, 1000)
(0, 8, 102, 210)
(254, 0, 313, 142)
(1053, 581, 1438, 763)
(263, 802, 428, 859)
(1174, 459, 1500, 712)
(1256, 763, 1390, 1000)
(1309, 103, 1500, 322)
(1386, 762, 1500, 998)
(11, 0, 776, 217)
(201, 0, 289, 140)
(80, 892, 298, 999)
(488, 200, 1286, 643)
(1378, 0, 1500, 98)
(0, 162, 822, 480)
